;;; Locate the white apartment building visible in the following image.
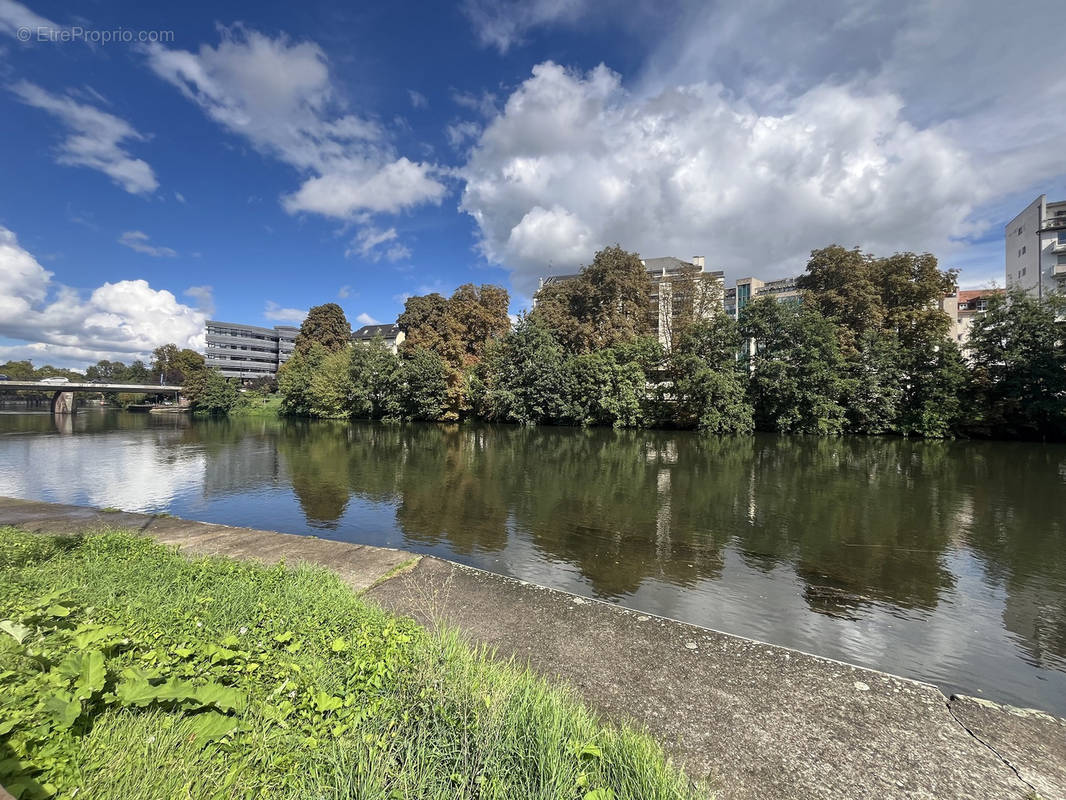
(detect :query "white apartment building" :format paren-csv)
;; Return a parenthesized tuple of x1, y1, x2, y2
(1005, 195, 1066, 299)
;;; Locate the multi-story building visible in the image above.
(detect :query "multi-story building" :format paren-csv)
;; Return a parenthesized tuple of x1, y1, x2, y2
(723, 275, 802, 319)
(539, 255, 725, 348)
(204, 321, 298, 380)
(352, 323, 405, 353)
(1006, 194, 1066, 299)
(939, 289, 1005, 348)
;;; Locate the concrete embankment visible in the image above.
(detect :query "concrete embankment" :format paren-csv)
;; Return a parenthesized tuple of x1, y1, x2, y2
(1, 495, 1063, 800)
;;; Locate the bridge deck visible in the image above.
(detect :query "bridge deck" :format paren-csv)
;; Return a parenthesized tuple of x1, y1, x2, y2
(0, 381, 183, 392)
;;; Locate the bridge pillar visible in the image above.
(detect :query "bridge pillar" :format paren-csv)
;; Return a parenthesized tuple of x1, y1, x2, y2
(51, 390, 76, 415)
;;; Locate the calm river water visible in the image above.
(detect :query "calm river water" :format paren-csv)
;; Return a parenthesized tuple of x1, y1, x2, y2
(1, 409, 1064, 713)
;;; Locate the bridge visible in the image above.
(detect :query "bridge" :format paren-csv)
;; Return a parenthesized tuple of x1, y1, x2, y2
(0, 380, 184, 414)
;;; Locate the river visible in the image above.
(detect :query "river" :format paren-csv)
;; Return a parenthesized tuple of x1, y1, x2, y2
(1, 408, 1064, 714)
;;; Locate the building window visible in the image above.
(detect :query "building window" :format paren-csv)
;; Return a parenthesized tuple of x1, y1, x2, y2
(1017, 225, 1024, 235)
(1021, 246, 1026, 255)
(1058, 254, 1066, 265)
(1022, 267, 1027, 276)
(1058, 232, 1066, 244)
(737, 283, 751, 310)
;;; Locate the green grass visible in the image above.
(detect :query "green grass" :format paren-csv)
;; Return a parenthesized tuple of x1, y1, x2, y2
(231, 394, 283, 417)
(0, 527, 700, 800)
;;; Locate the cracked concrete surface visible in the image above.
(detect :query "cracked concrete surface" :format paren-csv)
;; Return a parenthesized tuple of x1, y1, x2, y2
(2, 496, 1064, 800)
(948, 695, 1066, 800)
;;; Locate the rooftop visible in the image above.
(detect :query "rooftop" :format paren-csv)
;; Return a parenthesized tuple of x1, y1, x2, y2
(353, 323, 401, 339)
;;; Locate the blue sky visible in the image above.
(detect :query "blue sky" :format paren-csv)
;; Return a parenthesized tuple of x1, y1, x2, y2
(1, 0, 1065, 368)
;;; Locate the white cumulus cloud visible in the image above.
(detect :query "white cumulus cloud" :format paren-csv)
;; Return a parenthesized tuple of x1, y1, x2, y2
(460, 61, 982, 293)
(0, 226, 205, 368)
(354, 312, 379, 325)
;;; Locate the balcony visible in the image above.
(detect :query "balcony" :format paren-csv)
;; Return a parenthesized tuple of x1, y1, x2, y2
(1039, 215, 1066, 232)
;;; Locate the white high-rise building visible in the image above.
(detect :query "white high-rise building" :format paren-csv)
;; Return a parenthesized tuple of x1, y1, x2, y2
(1005, 195, 1066, 299)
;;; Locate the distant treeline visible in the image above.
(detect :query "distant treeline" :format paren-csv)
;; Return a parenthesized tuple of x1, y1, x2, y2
(279, 245, 1066, 441)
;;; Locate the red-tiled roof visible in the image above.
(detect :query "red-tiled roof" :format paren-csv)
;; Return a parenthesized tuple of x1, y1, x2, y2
(954, 289, 1005, 302)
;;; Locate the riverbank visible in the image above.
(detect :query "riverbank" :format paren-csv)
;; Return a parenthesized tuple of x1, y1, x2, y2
(1, 497, 1063, 799)
(0, 524, 695, 800)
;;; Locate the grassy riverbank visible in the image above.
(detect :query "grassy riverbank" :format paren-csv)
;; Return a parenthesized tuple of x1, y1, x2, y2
(231, 393, 283, 417)
(0, 527, 698, 800)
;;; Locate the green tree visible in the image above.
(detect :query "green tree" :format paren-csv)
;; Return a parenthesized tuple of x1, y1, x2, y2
(565, 345, 652, 428)
(873, 252, 957, 345)
(399, 347, 450, 422)
(869, 252, 961, 437)
(843, 329, 903, 435)
(294, 303, 351, 355)
(0, 360, 36, 379)
(349, 336, 402, 420)
(668, 315, 754, 434)
(308, 347, 353, 419)
(85, 360, 125, 382)
(150, 345, 205, 384)
(277, 345, 322, 416)
(398, 284, 511, 420)
(125, 360, 151, 383)
(531, 245, 652, 353)
(968, 289, 1066, 439)
(447, 283, 511, 364)
(397, 293, 452, 355)
(189, 369, 239, 415)
(740, 298, 848, 435)
(475, 320, 571, 425)
(797, 245, 883, 357)
(896, 338, 968, 438)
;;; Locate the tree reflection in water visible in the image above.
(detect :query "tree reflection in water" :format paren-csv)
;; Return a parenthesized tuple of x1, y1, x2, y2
(2, 412, 1064, 710)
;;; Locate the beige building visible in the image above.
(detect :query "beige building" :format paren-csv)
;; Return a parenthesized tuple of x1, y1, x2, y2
(539, 256, 724, 349)
(940, 289, 1004, 349)
(722, 275, 802, 319)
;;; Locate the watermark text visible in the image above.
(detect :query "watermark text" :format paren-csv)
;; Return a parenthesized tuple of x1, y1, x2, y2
(16, 26, 175, 45)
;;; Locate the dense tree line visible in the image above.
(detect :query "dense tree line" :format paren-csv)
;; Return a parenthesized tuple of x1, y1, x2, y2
(278, 245, 1065, 440)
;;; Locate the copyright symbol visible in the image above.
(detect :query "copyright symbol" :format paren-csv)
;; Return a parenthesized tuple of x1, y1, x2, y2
(16, 26, 31, 41)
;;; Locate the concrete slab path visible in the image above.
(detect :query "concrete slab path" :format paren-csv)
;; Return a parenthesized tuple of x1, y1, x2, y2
(1, 496, 1061, 800)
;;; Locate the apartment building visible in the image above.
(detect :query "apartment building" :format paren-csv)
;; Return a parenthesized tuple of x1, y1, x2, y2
(204, 321, 298, 380)
(539, 255, 725, 348)
(1006, 194, 1066, 299)
(353, 323, 406, 353)
(939, 289, 1005, 348)
(723, 275, 802, 319)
